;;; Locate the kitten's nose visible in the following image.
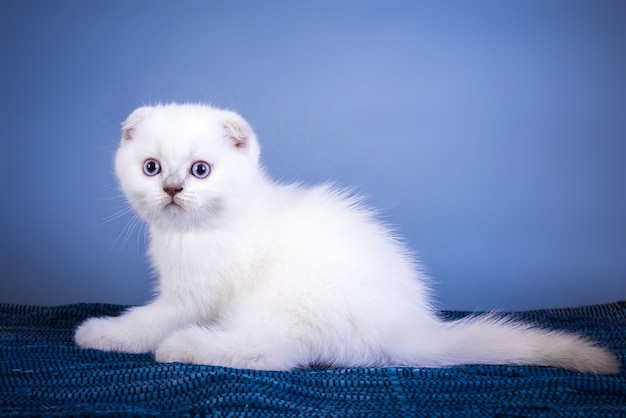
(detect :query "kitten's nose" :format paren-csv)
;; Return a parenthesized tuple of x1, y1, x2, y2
(163, 186, 183, 197)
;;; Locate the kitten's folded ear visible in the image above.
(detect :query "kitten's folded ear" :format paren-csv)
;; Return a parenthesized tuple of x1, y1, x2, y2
(121, 106, 153, 141)
(218, 110, 261, 161)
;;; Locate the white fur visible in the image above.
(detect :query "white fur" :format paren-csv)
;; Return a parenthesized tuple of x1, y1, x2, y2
(75, 103, 620, 374)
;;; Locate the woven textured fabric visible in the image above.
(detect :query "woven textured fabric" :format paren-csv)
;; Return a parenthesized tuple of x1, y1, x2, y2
(1, 302, 624, 417)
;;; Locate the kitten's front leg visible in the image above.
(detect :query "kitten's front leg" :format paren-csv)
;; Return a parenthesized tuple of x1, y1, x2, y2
(74, 300, 192, 353)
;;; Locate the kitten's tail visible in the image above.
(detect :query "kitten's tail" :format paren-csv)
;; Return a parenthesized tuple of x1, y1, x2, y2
(409, 314, 620, 375)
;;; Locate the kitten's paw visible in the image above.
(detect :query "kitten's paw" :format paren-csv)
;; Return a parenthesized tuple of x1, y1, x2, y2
(154, 328, 203, 364)
(74, 317, 147, 353)
(155, 327, 301, 370)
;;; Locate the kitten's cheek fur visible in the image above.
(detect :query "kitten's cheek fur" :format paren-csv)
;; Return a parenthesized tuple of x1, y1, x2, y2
(74, 317, 150, 354)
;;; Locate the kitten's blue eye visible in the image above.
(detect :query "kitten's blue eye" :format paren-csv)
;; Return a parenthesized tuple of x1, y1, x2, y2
(191, 161, 211, 179)
(143, 159, 161, 176)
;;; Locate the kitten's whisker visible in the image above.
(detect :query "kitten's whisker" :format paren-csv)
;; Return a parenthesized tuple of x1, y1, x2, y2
(111, 219, 132, 252)
(101, 206, 135, 225)
(111, 214, 143, 253)
(96, 194, 127, 202)
(124, 217, 143, 253)
(137, 217, 150, 252)
(141, 220, 149, 250)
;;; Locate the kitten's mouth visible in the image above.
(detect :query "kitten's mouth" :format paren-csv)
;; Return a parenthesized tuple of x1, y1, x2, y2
(164, 199, 183, 210)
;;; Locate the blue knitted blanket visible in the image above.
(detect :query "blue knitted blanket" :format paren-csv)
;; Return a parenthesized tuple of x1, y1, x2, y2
(1, 302, 624, 417)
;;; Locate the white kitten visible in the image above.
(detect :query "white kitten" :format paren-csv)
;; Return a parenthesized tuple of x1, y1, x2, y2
(75, 103, 619, 374)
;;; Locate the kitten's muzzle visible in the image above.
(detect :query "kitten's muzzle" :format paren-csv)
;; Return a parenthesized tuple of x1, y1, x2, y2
(163, 186, 183, 197)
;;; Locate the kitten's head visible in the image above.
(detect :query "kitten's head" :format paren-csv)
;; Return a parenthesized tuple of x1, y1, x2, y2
(115, 103, 262, 230)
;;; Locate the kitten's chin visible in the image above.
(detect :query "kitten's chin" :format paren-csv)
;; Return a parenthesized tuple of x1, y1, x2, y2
(144, 200, 226, 232)
(150, 211, 201, 232)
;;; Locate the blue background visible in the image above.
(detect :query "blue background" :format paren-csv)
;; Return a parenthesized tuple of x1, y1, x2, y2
(1, 0, 625, 311)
